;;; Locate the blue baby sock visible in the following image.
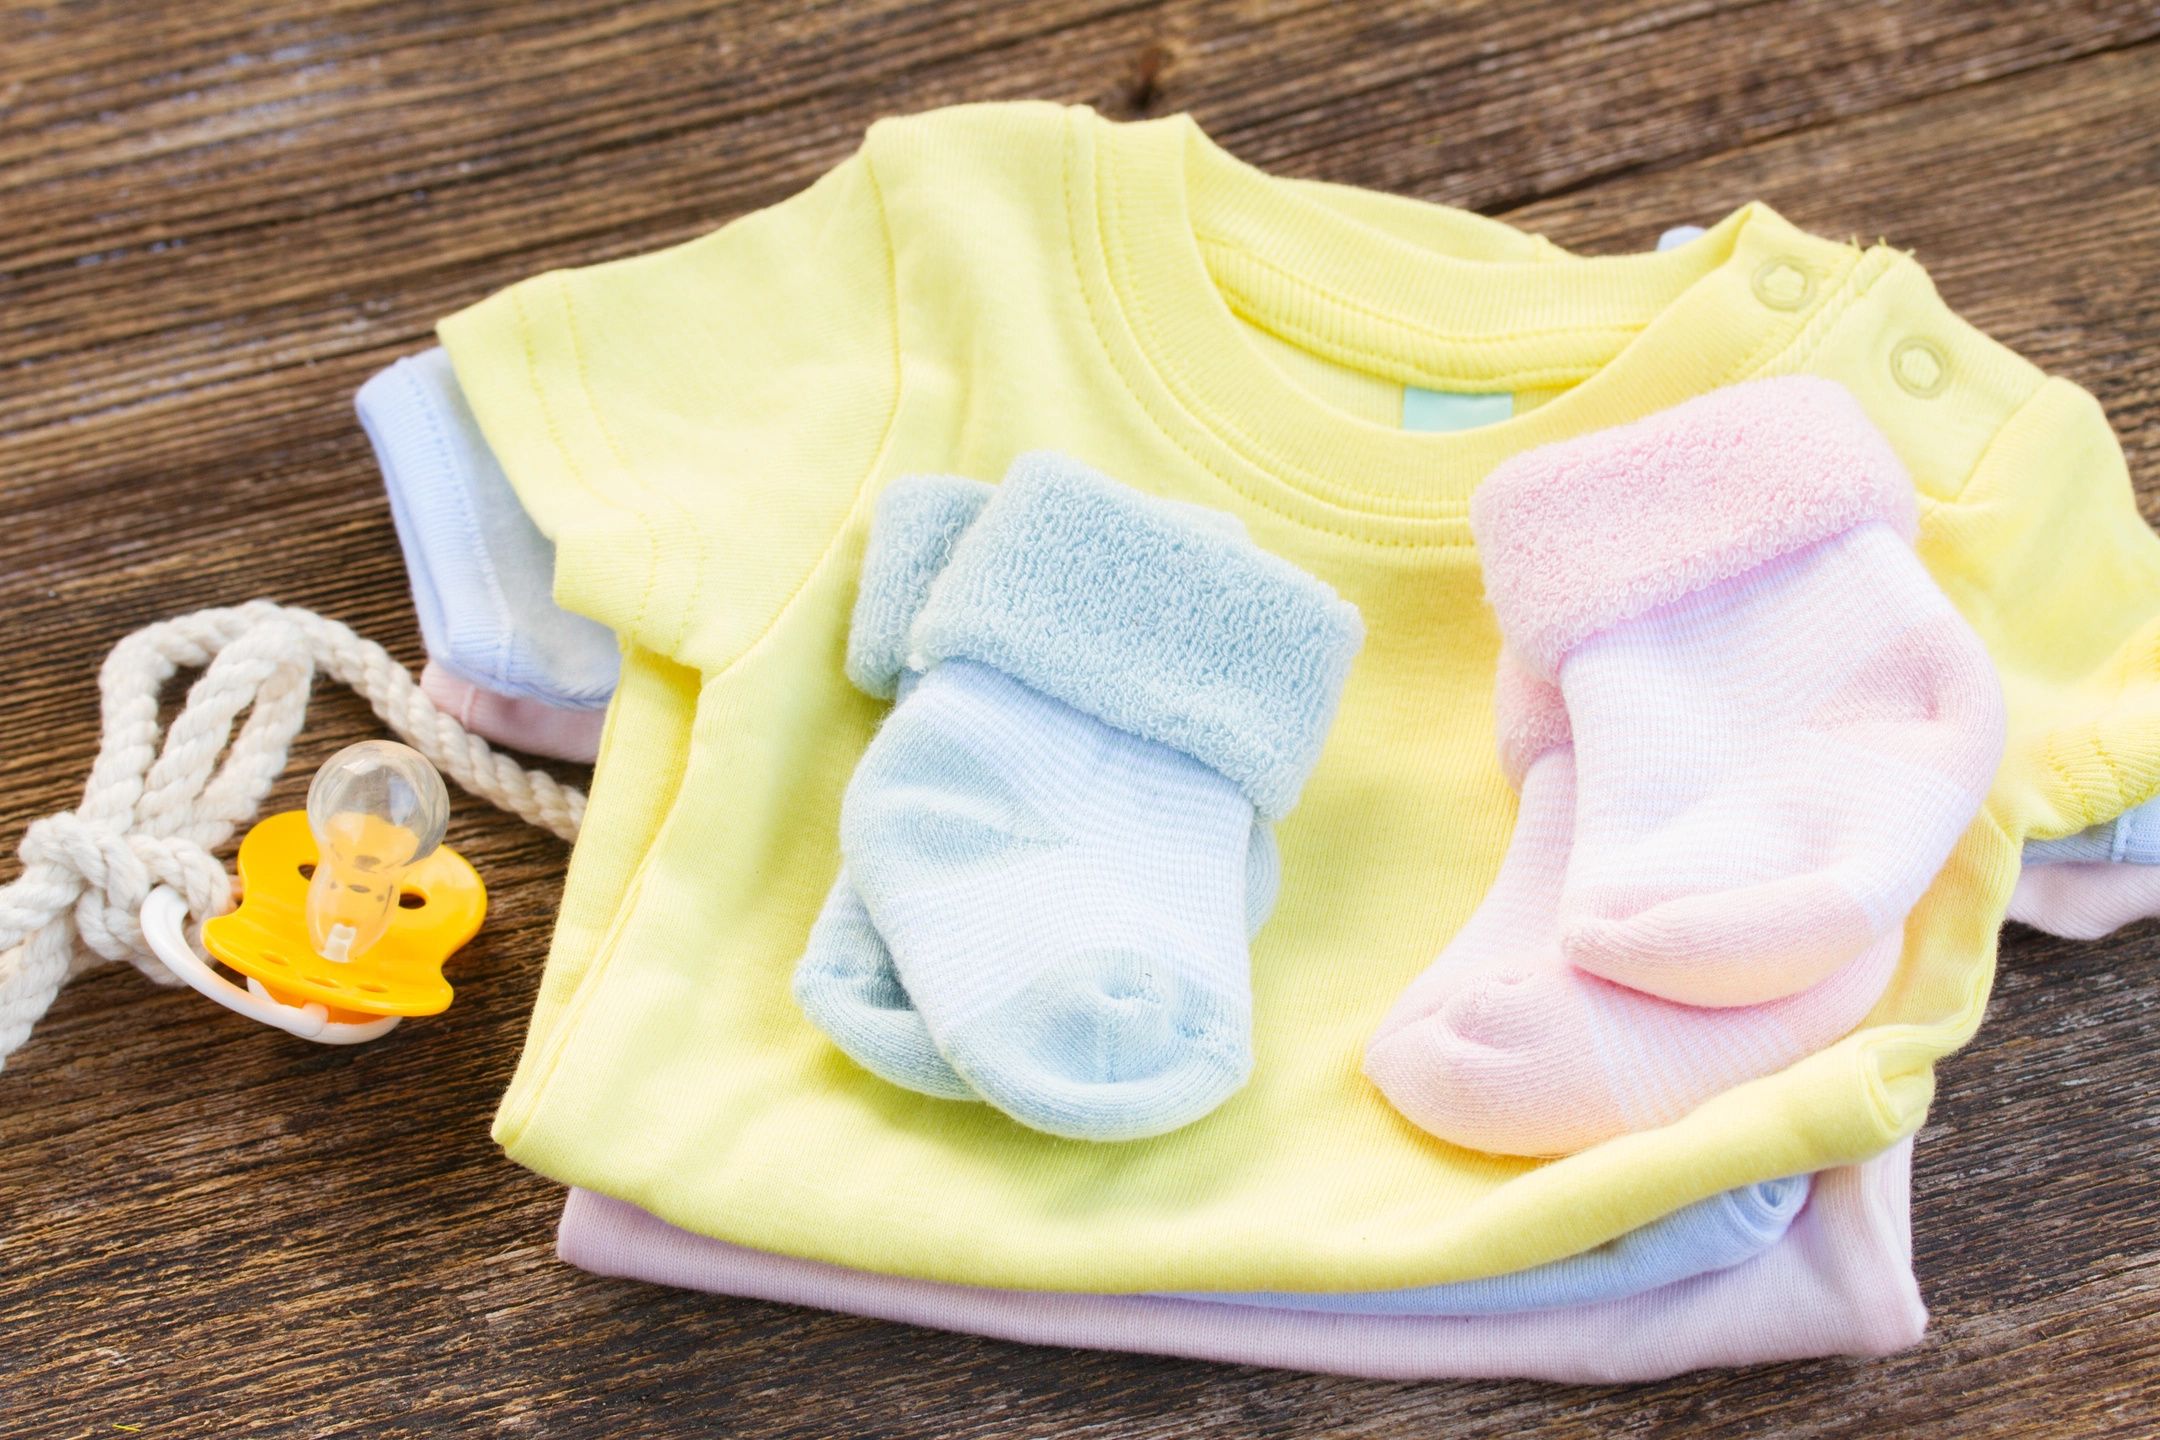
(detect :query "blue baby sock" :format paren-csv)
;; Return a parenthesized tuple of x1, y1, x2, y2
(801, 815, 1282, 1101)
(356, 349, 620, 709)
(794, 473, 1281, 1102)
(841, 454, 1361, 1141)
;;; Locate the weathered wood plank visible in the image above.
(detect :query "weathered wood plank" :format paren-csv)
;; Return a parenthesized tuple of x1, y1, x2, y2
(1, 2, 2156, 1436)
(9, 1, 2155, 458)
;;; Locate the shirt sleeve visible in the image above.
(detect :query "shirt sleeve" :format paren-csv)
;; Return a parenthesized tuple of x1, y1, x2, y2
(1937, 376, 2160, 843)
(438, 148, 899, 675)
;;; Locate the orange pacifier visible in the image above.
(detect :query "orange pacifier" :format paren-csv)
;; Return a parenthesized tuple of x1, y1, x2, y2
(142, 741, 486, 1043)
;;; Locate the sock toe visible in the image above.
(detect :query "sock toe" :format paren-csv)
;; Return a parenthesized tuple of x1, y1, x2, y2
(1364, 967, 1626, 1157)
(792, 885, 977, 1102)
(1365, 967, 1624, 1157)
(944, 949, 1252, 1141)
(1376, 927, 1904, 1158)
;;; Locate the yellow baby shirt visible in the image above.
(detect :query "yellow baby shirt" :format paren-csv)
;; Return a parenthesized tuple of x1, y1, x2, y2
(442, 103, 2160, 1293)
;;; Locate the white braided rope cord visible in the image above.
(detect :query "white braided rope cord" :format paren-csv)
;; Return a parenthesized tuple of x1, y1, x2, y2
(0, 600, 587, 1072)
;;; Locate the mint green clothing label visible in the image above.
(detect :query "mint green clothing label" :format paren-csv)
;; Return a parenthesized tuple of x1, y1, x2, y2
(1402, 387, 1514, 433)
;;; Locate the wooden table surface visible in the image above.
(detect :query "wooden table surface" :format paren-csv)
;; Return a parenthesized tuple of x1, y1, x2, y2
(4, 2, 2158, 1434)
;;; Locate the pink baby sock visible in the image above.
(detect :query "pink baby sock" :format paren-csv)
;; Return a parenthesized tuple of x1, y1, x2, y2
(1365, 657, 1902, 1156)
(1471, 378, 2002, 1006)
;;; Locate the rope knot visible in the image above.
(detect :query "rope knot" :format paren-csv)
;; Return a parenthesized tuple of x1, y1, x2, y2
(16, 753, 259, 1012)
(0, 603, 584, 1074)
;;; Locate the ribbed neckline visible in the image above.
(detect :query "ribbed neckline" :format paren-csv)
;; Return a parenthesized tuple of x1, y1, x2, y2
(1075, 109, 1860, 539)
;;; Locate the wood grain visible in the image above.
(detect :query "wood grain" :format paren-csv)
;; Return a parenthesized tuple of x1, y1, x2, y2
(2, 2, 2156, 1435)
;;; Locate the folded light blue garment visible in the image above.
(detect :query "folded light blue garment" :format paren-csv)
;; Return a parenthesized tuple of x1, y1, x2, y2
(2023, 796, 2160, 866)
(1173, 1173, 1810, 1316)
(356, 348, 619, 710)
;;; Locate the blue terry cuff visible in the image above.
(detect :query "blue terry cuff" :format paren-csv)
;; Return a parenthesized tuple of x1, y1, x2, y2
(844, 474, 994, 699)
(909, 452, 1363, 820)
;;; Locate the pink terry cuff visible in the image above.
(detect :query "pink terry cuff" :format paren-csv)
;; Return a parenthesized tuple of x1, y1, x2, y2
(420, 660, 604, 764)
(1470, 377, 1916, 678)
(1493, 649, 1570, 788)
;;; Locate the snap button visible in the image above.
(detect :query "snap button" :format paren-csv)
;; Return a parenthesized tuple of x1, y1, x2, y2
(1891, 337, 1948, 397)
(1751, 257, 1814, 311)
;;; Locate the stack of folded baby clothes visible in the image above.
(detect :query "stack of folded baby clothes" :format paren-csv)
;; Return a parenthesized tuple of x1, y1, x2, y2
(359, 103, 2160, 1381)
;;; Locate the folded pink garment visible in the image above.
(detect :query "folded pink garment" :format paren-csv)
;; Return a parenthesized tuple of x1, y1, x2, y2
(556, 1140, 1922, 1383)
(2007, 862, 2160, 941)
(421, 660, 604, 764)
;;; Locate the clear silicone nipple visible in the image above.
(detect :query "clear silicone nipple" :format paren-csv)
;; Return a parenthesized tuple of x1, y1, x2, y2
(303, 741, 449, 963)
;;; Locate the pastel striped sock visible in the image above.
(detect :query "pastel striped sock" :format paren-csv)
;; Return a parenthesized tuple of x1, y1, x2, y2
(1472, 377, 2002, 1007)
(794, 473, 1286, 1105)
(1365, 659, 1900, 1156)
(802, 828, 1282, 1101)
(843, 454, 1360, 1140)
